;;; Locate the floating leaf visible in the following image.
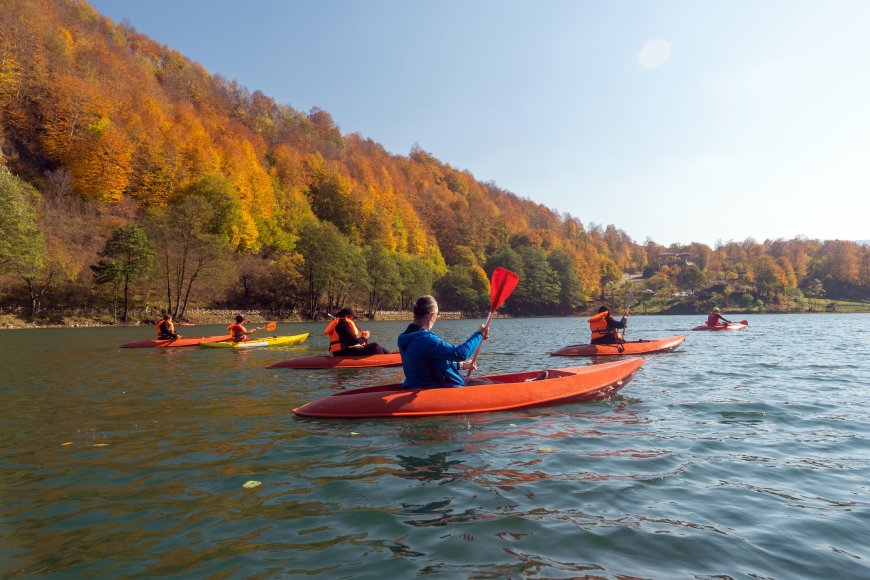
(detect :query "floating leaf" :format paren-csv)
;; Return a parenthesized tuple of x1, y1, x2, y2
(243, 480, 261, 488)
(350, 432, 359, 436)
(61, 441, 73, 446)
(93, 443, 109, 447)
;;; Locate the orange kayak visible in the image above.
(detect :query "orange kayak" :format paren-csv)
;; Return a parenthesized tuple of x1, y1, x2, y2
(293, 358, 644, 418)
(692, 320, 749, 331)
(267, 353, 402, 369)
(120, 335, 231, 348)
(550, 335, 685, 357)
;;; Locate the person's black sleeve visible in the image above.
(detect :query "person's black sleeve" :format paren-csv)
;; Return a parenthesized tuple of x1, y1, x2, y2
(607, 315, 627, 330)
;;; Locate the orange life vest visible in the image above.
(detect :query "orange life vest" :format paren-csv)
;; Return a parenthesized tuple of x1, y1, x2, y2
(156, 320, 175, 338)
(227, 323, 246, 342)
(324, 317, 360, 353)
(587, 311, 610, 338)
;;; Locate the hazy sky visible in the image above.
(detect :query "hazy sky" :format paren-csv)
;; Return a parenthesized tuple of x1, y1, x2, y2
(89, 0, 870, 246)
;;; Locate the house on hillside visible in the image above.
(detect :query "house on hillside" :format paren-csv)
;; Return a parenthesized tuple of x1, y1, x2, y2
(657, 252, 693, 266)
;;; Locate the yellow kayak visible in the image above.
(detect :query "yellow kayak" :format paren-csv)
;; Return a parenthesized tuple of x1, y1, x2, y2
(200, 333, 309, 349)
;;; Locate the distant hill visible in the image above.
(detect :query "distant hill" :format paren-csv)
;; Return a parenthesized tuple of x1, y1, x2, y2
(0, 0, 637, 293)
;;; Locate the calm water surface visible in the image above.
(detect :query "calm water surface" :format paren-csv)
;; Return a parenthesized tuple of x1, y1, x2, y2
(1, 314, 869, 578)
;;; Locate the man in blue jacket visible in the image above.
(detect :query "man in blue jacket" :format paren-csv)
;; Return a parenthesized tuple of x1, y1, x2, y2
(397, 295, 489, 388)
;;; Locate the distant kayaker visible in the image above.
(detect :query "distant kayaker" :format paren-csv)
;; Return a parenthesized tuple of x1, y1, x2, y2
(587, 305, 627, 344)
(156, 314, 180, 340)
(706, 307, 732, 327)
(227, 314, 257, 343)
(324, 307, 390, 356)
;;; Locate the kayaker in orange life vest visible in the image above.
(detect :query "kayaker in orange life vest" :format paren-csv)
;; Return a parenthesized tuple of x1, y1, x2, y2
(587, 305, 627, 344)
(156, 314, 180, 340)
(323, 307, 390, 356)
(227, 314, 258, 343)
(706, 307, 732, 327)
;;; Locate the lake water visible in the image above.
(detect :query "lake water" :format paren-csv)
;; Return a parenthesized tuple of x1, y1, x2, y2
(1, 314, 869, 578)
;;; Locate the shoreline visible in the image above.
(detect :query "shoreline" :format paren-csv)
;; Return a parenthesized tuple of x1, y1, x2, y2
(0, 309, 466, 330)
(2, 308, 865, 330)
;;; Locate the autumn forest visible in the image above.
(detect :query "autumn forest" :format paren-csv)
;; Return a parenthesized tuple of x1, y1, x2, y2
(1, 0, 868, 325)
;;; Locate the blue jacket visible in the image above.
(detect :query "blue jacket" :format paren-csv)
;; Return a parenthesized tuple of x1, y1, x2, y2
(397, 324, 483, 388)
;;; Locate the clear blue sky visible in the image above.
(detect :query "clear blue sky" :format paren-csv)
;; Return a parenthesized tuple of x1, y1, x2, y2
(89, 0, 870, 247)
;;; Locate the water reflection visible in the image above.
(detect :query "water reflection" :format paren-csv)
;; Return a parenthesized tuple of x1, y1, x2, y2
(395, 451, 465, 483)
(387, 541, 425, 557)
(294, 367, 407, 393)
(420, 559, 607, 578)
(402, 504, 499, 528)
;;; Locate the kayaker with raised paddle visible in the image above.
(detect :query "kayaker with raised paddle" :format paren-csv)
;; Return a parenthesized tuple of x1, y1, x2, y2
(156, 314, 181, 341)
(324, 307, 390, 356)
(706, 307, 732, 328)
(587, 305, 627, 345)
(397, 295, 547, 388)
(398, 295, 492, 388)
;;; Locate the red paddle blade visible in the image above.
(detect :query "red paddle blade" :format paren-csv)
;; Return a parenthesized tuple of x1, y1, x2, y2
(740, 320, 749, 326)
(489, 267, 519, 311)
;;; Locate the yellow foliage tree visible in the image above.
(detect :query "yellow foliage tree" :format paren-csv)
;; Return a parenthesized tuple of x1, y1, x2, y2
(220, 134, 274, 218)
(69, 120, 134, 201)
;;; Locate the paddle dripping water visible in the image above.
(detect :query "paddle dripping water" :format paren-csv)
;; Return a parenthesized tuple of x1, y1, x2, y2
(1, 314, 869, 577)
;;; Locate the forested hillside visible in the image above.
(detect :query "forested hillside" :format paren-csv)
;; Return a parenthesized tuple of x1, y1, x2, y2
(1, 0, 868, 323)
